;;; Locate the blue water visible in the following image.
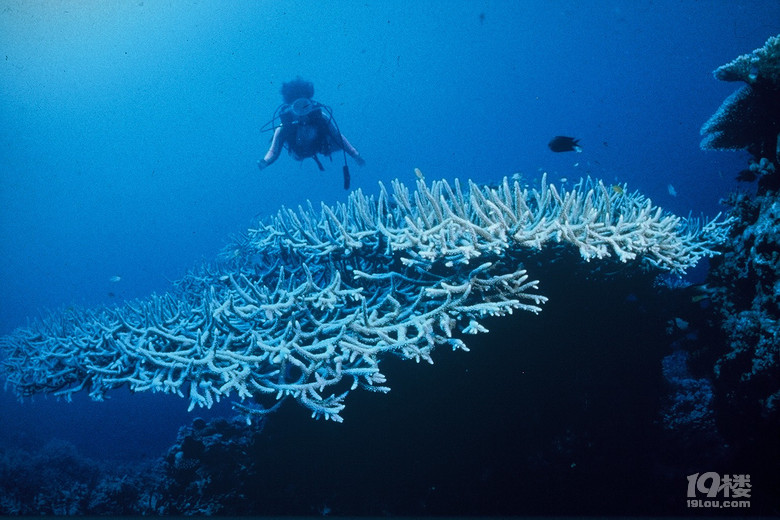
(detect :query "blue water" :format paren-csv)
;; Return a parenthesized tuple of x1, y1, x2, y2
(1, 0, 779, 511)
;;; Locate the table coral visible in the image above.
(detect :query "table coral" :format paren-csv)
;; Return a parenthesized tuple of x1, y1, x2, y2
(0, 176, 730, 422)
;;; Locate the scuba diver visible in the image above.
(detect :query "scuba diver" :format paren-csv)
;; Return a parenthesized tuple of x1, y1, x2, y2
(257, 77, 365, 189)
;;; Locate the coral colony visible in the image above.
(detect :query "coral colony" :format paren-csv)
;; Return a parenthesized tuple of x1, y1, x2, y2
(701, 34, 780, 190)
(0, 175, 731, 422)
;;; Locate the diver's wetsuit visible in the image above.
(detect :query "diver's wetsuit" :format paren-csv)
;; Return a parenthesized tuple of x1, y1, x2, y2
(260, 111, 362, 168)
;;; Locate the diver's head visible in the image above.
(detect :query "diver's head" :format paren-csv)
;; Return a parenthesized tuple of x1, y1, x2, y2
(281, 77, 314, 104)
(290, 97, 316, 118)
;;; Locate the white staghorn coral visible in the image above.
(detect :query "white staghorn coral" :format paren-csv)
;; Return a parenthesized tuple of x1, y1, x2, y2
(0, 176, 731, 422)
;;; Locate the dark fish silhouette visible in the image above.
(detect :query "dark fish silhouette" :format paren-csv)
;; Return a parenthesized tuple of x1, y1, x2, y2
(548, 136, 582, 153)
(736, 169, 757, 182)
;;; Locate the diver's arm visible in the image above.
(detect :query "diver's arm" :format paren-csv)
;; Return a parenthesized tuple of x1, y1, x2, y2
(340, 134, 365, 165)
(257, 127, 285, 170)
(327, 122, 365, 165)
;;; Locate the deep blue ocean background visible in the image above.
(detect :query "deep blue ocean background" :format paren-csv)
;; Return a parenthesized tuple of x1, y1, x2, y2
(1, 1, 779, 515)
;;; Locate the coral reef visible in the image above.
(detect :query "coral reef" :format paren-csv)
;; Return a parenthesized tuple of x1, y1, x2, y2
(701, 34, 780, 190)
(692, 34, 780, 502)
(0, 440, 152, 515)
(661, 350, 716, 433)
(0, 176, 730, 423)
(707, 190, 780, 436)
(697, 189, 780, 505)
(157, 417, 266, 515)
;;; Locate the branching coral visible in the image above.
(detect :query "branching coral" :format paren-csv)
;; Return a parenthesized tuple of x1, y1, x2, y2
(0, 176, 731, 422)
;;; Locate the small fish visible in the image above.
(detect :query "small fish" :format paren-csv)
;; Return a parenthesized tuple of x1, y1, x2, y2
(689, 283, 713, 303)
(673, 317, 689, 331)
(109, 275, 122, 283)
(414, 167, 425, 180)
(611, 185, 624, 195)
(548, 136, 582, 153)
(667, 183, 677, 197)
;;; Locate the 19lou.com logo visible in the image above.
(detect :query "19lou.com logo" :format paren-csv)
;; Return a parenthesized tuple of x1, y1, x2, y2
(687, 472, 751, 508)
